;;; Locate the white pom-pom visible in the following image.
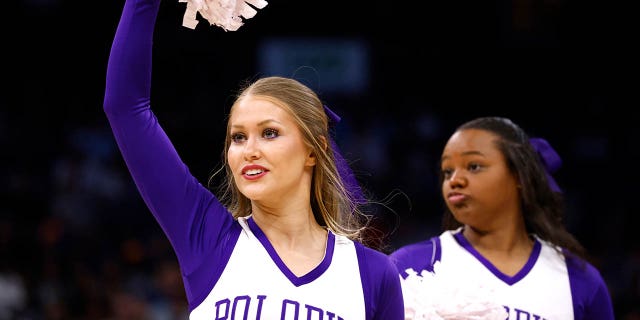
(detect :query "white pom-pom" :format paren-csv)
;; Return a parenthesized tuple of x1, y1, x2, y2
(400, 262, 508, 320)
(179, 0, 268, 31)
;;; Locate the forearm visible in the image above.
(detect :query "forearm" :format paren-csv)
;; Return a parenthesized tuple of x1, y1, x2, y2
(104, 0, 160, 116)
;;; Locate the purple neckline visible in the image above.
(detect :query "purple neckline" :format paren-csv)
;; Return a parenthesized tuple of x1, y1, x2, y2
(247, 217, 335, 287)
(453, 231, 541, 285)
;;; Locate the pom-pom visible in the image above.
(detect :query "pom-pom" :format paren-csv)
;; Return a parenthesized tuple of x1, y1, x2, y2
(179, 0, 268, 31)
(401, 262, 508, 320)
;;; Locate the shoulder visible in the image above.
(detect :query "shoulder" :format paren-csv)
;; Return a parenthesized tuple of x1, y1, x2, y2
(536, 239, 610, 294)
(333, 234, 397, 276)
(564, 252, 610, 297)
(564, 251, 615, 320)
(389, 233, 445, 278)
(352, 242, 405, 320)
(354, 241, 397, 273)
(537, 240, 608, 289)
(352, 241, 401, 286)
(565, 253, 606, 284)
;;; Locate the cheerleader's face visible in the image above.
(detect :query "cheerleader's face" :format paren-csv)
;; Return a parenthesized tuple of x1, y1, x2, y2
(227, 96, 316, 203)
(440, 129, 521, 230)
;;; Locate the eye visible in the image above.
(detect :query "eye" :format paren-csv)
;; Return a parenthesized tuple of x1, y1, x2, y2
(468, 162, 483, 172)
(263, 128, 279, 139)
(441, 168, 453, 179)
(230, 132, 246, 144)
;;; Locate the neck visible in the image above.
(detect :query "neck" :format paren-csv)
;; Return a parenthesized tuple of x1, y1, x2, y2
(251, 204, 325, 250)
(463, 222, 532, 253)
(462, 223, 534, 277)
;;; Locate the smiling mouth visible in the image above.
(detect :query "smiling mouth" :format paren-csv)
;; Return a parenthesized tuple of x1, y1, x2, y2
(244, 169, 264, 176)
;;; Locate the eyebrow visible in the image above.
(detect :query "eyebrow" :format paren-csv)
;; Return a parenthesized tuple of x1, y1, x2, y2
(230, 119, 282, 129)
(441, 150, 485, 161)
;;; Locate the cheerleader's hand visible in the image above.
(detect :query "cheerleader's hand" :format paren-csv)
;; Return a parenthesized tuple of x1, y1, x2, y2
(179, 0, 268, 31)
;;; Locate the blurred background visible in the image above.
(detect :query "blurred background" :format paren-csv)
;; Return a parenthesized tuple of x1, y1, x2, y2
(2, 0, 637, 319)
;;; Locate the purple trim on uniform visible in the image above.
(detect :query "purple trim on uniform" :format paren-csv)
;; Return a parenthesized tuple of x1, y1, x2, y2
(354, 242, 405, 320)
(453, 232, 541, 285)
(186, 224, 243, 312)
(432, 237, 442, 266)
(354, 243, 372, 320)
(389, 236, 441, 278)
(565, 252, 615, 320)
(246, 217, 335, 287)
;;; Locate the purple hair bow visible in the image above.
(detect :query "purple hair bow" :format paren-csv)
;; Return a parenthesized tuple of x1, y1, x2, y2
(324, 105, 366, 204)
(529, 137, 562, 193)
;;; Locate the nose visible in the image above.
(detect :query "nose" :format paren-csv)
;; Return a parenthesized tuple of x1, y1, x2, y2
(243, 136, 261, 161)
(447, 170, 467, 189)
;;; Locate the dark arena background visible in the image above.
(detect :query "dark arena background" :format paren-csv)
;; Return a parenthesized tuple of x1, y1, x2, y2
(3, 0, 637, 318)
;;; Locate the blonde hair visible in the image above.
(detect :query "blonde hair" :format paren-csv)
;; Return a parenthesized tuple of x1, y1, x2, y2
(212, 76, 371, 242)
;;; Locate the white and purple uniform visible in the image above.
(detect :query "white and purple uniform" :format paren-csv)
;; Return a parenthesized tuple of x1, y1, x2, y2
(103, 0, 404, 319)
(390, 228, 614, 320)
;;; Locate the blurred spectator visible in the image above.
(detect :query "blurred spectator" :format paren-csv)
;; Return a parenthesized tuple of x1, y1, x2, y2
(0, 222, 27, 320)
